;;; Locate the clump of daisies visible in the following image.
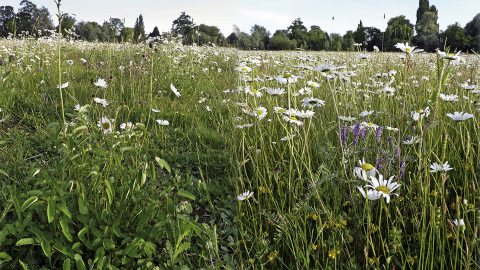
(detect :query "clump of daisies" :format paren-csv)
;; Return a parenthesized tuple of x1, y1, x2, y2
(354, 159, 400, 203)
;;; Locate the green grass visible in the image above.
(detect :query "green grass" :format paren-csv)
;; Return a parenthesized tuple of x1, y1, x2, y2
(0, 38, 479, 269)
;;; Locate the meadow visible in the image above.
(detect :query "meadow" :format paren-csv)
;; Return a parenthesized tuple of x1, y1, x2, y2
(0, 36, 479, 269)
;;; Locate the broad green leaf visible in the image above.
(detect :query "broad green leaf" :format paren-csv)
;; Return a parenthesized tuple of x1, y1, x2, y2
(58, 203, 72, 219)
(173, 242, 190, 260)
(177, 190, 196, 200)
(15, 238, 35, 246)
(155, 157, 171, 173)
(0, 252, 12, 261)
(18, 260, 28, 270)
(74, 254, 87, 270)
(78, 227, 88, 243)
(78, 197, 88, 215)
(104, 178, 113, 205)
(60, 217, 73, 242)
(62, 258, 71, 270)
(20, 196, 38, 212)
(41, 241, 52, 258)
(47, 198, 55, 223)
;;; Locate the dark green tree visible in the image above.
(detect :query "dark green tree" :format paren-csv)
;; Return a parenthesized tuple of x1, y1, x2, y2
(465, 13, 480, 51)
(287, 18, 308, 48)
(307, 25, 328, 50)
(269, 30, 294, 50)
(441, 23, 471, 52)
(364, 27, 382, 51)
(16, 0, 37, 35)
(329, 33, 343, 51)
(171, 12, 195, 45)
(384, 15, 414, 50)
(0, 6, 16, 37)
(353, 20, 366, 46)
(133, 14, 145, 43)
(342, 30, 355, 51)
(148, 26, 160, 38)
(250, 24, 269, 50)
(197, 24, 224, 45)
(416, 0, 430, 24)
(227, 32, 238, 47)
(75, 21, 107, 41)
(58, 14, 76, 37)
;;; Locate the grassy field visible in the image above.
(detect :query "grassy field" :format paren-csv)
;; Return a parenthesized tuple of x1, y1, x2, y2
(0, 38, 479, 269)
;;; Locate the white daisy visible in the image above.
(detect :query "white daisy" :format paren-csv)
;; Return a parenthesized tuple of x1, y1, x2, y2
(301, 97, 325, 108)
(446, 112, 474, 122)
(94, 78, 108, 89)
(156, 119, 169, 126)
(439, 94, 459, 102)
(430, 162, 453, 173)
(237, 190, 254, 201)
(170, 83, 181, 97)
(395, 42, 423, 54)
(93, 97, 109, 107)
(97, 117, 113, 134)
(365, 174, 400, 203)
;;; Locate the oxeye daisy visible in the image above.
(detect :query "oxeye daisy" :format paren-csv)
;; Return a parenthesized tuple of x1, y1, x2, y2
(354, 159, 377, 180)
(365, 174, 400, 203)
(439, 94, 459, 102)
(357, 186, 382, 201)
(93, 97, 109, 107)
(97, 117, 114, 134)
(446, 112, 474, 122)
(237, 190, 254, 201)
(94, 78, 108, 89)
(170, 83, 181, 97)
(430, 161, 453, 173)
(395, 42, 423, 54)
(252, 106, 267, 120)
(57, 82, 69, 89)
(156, 119, 169, 126)
(265, 87, 285, 96)
(301, 97, 325, 108)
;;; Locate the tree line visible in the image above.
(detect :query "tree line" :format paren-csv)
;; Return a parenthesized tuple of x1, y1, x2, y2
(0, 0, 479, 52)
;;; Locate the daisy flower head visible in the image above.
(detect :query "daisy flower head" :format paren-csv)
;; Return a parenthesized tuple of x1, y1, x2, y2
(359, 110, 374, 117)
(354, 159, 377, 180)
(252, 106, 267, 120)
(57, 82, 69, 89)
(265, 87, 285, 96)
(301, 97, 325, 108)
(156, 119, 170, 126)
(357, 186, 382, 201)
(439, 94, 458, 102)
(395, 42, 423, 54)
(94, 78, 108, 89)
(306, 80, 320, 88)
(338, 115, 356, 122)
(365, 174, 400, 203)
(275, 73, 299, 84)
(120, 122, 134, 131)
(452, 219, 465, 228)
(93, 97, 109, 107)
(446, 112, 474, 122)
(411, 107, 430, 121)
(430, 161, 453, 173)
(67, 59, 74, 65)
(237, 190, 254, 201)
(170, 83, 181, 97)
(97, 117, 114, 134)
(283, 115, 304, 126)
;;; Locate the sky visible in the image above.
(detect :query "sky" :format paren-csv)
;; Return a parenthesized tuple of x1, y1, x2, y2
(3, 0, 479, 36)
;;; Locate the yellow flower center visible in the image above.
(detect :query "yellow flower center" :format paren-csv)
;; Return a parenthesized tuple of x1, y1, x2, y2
(102, 121, 111, 130)
(283, 73, 292, 79)
(257, 109, 264, 116)
(361, 163, 374, 171)
(375, 186, 391, 194)
(405, 47, 412, 53)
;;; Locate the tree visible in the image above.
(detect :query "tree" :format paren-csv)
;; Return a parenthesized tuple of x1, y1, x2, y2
(363, 27, 382, 51)
(35, 6, 53, 34)
(385, 16, 414, 51)
(59, 14, 76, 37)
(353, 20, 366, 46)
(238, 32, 253, 49)
(250, 24, 269, 49)
(171, 12, 195, 45)
(287, 18, 308, 48)
(133, 14, 145, 43)
(16, 0, 38, 35)
(465, 13, 480, 51)
(414, 0, 439, 51)
(148, 26, 160, 38)
(307, 25, 328, 50)
(75, 21, 107, 41)
(120, 27, 134, 42)
(416, 0, 430, 24)
(227, 32, 238, 47)
(342, 30, 355, 51)
(329, 33, 343, 51)
(197, 24, 224, 45)
(0, 6, 16, 37)
(269, 30, 294, 50)
(441, 23, 471, 52)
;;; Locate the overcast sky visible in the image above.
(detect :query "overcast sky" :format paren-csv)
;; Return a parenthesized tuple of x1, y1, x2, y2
(3, 0, 479, 36)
